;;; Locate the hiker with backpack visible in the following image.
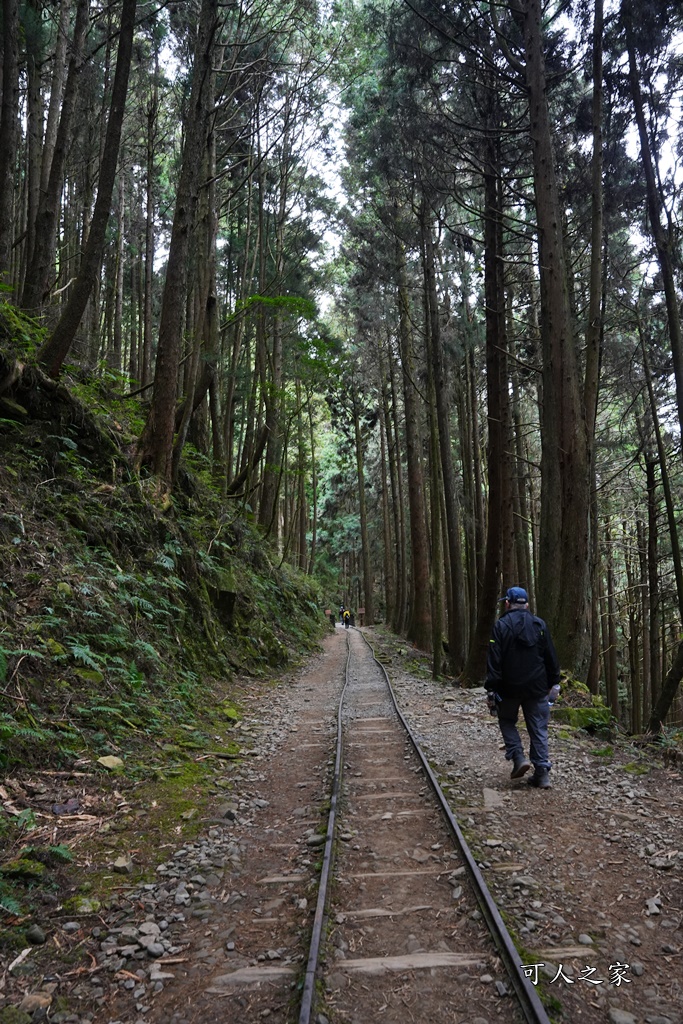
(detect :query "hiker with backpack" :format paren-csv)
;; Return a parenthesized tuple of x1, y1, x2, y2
(485, 586, 560, 790)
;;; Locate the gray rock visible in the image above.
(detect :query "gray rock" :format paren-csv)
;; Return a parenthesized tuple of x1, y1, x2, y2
(26, 923, 47, 944)
(608, 1011, 637, 1024)
(113, 855, 134, 874)
(138, 922, 160, 937)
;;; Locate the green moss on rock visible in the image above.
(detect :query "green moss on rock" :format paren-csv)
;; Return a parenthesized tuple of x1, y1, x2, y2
(0, 858, 47, 880)
(553, 705, 613, 730)
(0, 1008, 32, 1024)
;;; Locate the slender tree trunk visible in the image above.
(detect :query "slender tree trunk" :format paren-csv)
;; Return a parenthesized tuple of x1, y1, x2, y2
(636, 517, 651, 723)
(604, 524, 619, 717)
(307, 394, 318, 575)
(644, 458, 660, 713)
(353, 389, 374, 624)
(649, 642, 683, 734)
(639, 330, 683, 727)
(459, 350, 477, 635)
(584, 0, 604, 440)
(583, 3, 607, 675)
(142, 54, 159, 387)
(388, 337, 407, 633)
(623, 0, 683, 451)
(586, 476, 601, 695)
(623, 522, 641, 733)
(467, 344, 485, 620)
(511, 375, 533, 593)
(38, 0, 137, 375)
(396, 234, 431, 651)
(295, 376, 307, 571)
(427, 388, 444, 679)
(259, 107, 292, 534)
(110, 171, 125, 373)
(172, 73, 217, 483)
(423, 259, 444, 673)
(24, 1, 44, 280)
(461, 132, 506, 684)
(0, 0, 19, 278)
(137, 0, 217, 486)
(522, 0, 590, 672)
(41, 0, 70, 194)
(422, 209, 466, 672)
(22, 0, 90, 309)
(379, 407, 393, 622)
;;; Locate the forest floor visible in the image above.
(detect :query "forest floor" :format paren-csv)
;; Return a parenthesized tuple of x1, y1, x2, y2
(1, 625, 682, 1024)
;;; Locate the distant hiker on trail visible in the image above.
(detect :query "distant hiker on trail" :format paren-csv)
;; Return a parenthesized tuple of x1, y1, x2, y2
(485, 586, 560, 790)
(339, 603, 345, 624)
(343, 609, 351, 629)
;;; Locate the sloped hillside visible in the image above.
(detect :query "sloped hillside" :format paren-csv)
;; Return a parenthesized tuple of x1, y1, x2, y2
(0, 303, 327, 921)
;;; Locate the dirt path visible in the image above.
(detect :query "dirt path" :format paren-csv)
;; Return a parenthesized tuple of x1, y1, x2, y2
(317, 627, 526, 1024)
(372, 630, 683, 1024)
(2, 625, 682, 1024)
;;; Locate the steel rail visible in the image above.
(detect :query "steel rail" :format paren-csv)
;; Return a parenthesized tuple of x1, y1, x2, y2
(299, 625, 552, 1024)
(297, 629, 350, 1024)
(357, 628, 552, 1024)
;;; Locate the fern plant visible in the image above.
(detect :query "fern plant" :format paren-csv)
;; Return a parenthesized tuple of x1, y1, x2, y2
(0, 883, 22, 916)
(64, 639, 104, 671)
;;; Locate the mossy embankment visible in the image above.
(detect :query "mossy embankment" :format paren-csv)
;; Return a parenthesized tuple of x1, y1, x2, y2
(0, 303, 328, 921)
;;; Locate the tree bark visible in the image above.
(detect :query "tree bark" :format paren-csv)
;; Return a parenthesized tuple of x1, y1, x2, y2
(307, 393, 318, 575)
(522, 0, 591, 673)
(137, 0, 218, 486)
(396, 234, 432, 651)
(388, 336, 408, 633)
(623, 0, 683, 452)
(21, 0, 90, 310)
(38, 0, 137, 376)
(422, 209, 466, 673)
(353, 391, 374, 625)
(24, 0, 44, 280)
(639, 326, 683, 726)
(461, 132, 506, 684)
(649, 641, 683, 734)
(0, 0, 20, 278)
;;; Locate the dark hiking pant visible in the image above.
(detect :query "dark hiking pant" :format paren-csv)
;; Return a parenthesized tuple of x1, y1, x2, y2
(497, 694, 551, 772)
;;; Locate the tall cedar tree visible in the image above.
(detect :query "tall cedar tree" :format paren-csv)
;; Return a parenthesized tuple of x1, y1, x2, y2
(38, 0, 138, 375)
(137, 0, 218, 486)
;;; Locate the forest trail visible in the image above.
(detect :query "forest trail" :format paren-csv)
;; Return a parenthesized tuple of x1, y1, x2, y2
(3, 627, 681, 1024)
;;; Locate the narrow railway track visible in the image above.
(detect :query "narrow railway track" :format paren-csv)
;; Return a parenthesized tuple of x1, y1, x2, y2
(299, 627, 551, 1024)
(139, 626, 554, 1024)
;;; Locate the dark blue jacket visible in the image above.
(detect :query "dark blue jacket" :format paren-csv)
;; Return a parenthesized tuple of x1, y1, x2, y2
(485, 608, 560, 698)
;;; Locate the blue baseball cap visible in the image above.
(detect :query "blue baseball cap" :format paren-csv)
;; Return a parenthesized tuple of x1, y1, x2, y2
(501, 586, 528, 604)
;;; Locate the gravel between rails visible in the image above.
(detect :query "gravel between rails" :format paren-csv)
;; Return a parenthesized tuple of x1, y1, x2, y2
(2, 625, 681, 1024)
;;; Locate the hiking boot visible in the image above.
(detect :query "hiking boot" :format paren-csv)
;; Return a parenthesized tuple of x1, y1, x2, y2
(510, 758, 532, 779)
(527, 770, 552, 789)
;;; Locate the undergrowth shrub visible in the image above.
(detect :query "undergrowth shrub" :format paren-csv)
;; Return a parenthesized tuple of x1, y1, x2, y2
(0, 307, 326, 771)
